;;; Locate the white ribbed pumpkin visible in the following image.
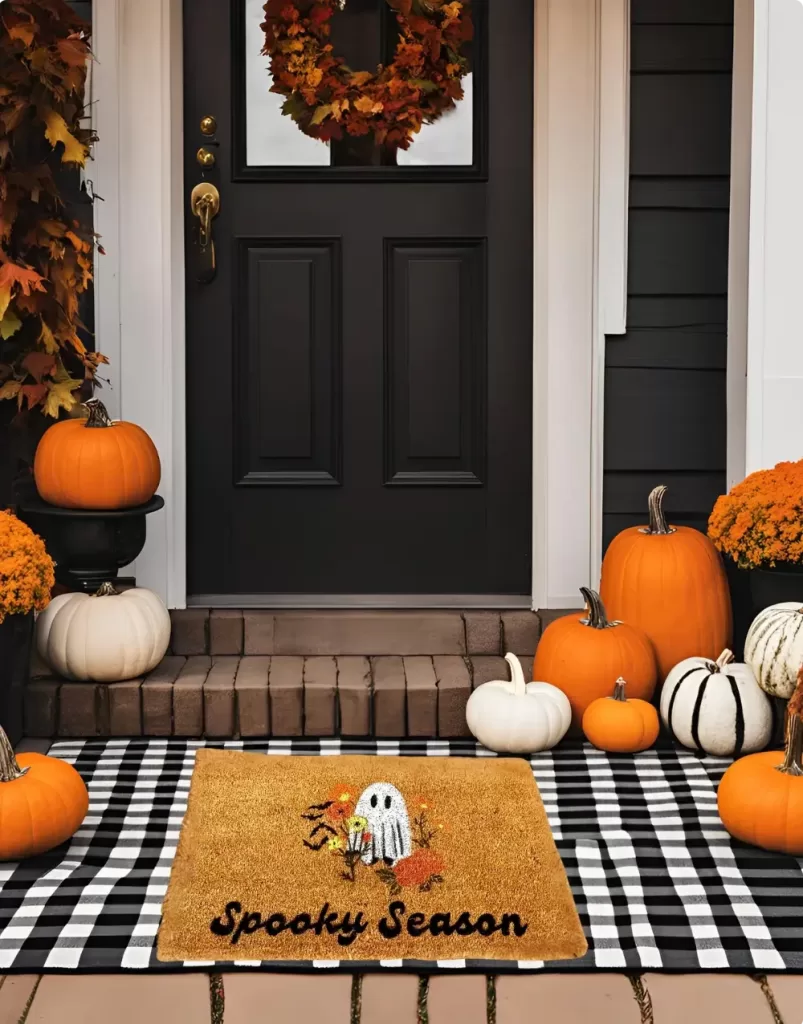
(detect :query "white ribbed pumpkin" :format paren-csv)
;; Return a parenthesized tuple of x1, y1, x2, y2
(660, 649, 772, 757)
(36, 583, 170, 682)
(745, 602, 803, 699)
(465, 653, 571, 753)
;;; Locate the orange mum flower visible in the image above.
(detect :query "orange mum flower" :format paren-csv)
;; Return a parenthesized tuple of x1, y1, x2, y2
(0, 510, 55, 623)
(708, 460, 803, 569)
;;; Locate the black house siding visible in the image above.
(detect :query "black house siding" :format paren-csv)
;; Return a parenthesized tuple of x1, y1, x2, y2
(70, 1, 92, 21)
(603, 0, 734, 550)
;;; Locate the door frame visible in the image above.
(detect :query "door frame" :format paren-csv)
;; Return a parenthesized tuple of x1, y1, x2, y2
(91, 0, 631, 610)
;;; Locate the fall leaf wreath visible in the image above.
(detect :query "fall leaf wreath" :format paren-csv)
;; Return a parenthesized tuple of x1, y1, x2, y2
(262, 0, 473, 150)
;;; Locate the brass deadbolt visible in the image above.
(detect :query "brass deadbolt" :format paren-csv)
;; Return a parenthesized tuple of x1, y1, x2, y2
(200, 115, 217, 136)
(196, 147, 216, 168)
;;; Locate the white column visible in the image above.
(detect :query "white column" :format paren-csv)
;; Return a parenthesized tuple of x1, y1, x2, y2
(116, 0, 187, 607)
(745, 0, 803, 474)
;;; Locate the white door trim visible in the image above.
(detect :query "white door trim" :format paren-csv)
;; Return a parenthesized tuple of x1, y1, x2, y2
(727, 0, 753, 490)
(93, 0, 629, 610)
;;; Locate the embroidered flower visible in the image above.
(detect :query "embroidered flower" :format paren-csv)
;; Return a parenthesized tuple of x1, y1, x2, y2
(393, 849, 445, 888)
(325, 784, 355, 822)
(327, 836, 344, 852)
(346, 815, 368, 833)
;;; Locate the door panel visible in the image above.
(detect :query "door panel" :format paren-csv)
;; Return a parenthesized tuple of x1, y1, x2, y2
(185, 0, 533, 598)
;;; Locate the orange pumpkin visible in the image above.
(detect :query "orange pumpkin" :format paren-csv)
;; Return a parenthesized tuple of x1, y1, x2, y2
(533, 587, 657, 730)
(582, 677, 660, 753)
(34, 399, 161, 510)
(599, 485, 732, 679)
(0, 726, 89, 861)
(718, 666, 803, 856)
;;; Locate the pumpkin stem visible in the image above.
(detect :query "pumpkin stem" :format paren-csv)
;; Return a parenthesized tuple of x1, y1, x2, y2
(94, 581, 119, 597)
(579, 587, 615, 630)
(83, 398, 114, 428)
(612, 677, 628, 702)
(505, 653, 526, 696)
(778, 667, 803, 777)
(640, 485, 676, 536)
(712, 649, 735, 672)
(0, 726, 30, 783)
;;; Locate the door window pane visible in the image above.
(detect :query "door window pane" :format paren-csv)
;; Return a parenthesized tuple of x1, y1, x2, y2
(244, 0, 474, 169)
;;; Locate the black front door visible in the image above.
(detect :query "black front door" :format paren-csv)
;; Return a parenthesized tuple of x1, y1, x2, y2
(184, 0, 533, 599)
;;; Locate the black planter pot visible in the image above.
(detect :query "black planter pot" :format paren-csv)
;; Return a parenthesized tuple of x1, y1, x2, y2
(17, 492, 165, 593)
(727, 559, 803, 659)
(0, 612, 34, 747)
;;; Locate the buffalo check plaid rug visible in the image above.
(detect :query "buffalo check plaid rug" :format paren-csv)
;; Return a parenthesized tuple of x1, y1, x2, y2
(1, 737, 803, 974)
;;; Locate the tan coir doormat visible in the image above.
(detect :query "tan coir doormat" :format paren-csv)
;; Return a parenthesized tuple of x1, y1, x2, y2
(158, 751, 587, 963)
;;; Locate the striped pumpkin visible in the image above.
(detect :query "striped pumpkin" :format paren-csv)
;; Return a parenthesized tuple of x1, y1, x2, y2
(660, 649, 772, 757)
(744, 602, 803, 699)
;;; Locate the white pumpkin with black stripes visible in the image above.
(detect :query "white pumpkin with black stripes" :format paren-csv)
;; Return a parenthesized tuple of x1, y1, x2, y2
(744, 602, 803, 699)
(660, 649, 772, 757)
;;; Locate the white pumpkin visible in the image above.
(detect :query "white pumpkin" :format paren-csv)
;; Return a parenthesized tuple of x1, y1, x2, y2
(36, 583, 171, 682)
(465, 653, 571, 753)
(745, 602, 803, 699)
(660, 649, 772, 757)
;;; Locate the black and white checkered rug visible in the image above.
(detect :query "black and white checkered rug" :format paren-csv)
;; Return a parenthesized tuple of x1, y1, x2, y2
(1, 738, 802, 973)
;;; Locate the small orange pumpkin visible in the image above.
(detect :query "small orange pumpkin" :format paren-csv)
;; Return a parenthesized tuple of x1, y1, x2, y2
(533, 587, 657, 730)
(582, 677, 660, 753)
(718, 666, 803, 856)
(34, 398, 161, 510)
(0, 726, 89, 861)
(599, 485, 732, 678)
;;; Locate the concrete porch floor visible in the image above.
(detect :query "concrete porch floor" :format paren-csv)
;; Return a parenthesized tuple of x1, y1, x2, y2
(0, 971, 800, 1023)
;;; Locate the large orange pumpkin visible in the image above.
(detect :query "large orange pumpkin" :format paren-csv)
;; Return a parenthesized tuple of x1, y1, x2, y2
(599, 485, 732, 679)
(533, 587, 657, 729)
(0, 726, 89, 861)
(34, 399, 161, 510)
(718, 666, 803, 856)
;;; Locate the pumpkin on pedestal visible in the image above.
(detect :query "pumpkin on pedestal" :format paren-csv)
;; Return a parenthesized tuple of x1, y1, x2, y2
(34, 398, 161, 510)
(0, 725, 88, 861)
(532, 587, 657, 729)
(660, 649, 772, 757)
(582, 677, 659, 753)
(36, 582, 171, 682)
(465, 653, 571, 753)
(599, 485, 732, 678)
(718, 666, 803, 855)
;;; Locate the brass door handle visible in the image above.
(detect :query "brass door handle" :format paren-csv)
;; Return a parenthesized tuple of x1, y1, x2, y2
(190, 182, 220, 283)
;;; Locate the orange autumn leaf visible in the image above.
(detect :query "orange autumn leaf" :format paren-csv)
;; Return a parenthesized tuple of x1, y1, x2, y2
(0, 261, 46, 319)
(22, 351, 56, 382)
(56, 35, 89, 67)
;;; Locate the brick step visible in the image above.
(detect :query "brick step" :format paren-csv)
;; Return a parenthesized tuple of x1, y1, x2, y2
(169, 609, 543, 658)
(25, 654, 532, 740)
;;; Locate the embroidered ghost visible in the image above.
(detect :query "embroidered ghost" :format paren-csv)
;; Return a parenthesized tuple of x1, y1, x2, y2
(353, 783, 412, 866)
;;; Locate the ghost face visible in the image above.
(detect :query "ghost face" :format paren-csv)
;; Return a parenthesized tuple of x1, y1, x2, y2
(353, 783, 412, 866)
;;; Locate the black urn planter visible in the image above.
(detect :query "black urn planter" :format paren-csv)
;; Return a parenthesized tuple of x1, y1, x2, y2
(727, 559, 803, 659)
(17, 492, 165, 593)
(0, 612, 34, 747)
